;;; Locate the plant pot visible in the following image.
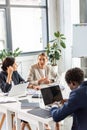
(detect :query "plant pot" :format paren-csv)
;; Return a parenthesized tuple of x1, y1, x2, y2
(51, 65, 58, 73)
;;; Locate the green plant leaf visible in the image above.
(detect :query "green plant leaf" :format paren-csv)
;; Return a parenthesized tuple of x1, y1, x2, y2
(60, 41, 66, 48)
(0, 48, 22, 62)
(60, 34, 64, 37)
(61, 37, 66, 40)
(45, 30, 66, 65)
(49, 39, 56, 42)
(55, 51, 59, 59)
(54, 31, 60, 37)
(7, 51, 13, 56)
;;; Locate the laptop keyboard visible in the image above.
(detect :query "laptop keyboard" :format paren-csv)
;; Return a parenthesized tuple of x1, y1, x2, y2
(27, 108, 52, 118)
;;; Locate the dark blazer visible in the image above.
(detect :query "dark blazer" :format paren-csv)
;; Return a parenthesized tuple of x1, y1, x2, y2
(51, 81, 87, 130)
(0, 71, 24, 93)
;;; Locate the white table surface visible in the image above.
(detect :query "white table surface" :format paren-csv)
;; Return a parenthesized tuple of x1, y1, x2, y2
(0, 94, 54, 130)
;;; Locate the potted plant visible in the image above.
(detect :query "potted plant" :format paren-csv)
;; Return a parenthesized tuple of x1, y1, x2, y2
(45, 31, 66, 66)
(0, 47, 22, 62)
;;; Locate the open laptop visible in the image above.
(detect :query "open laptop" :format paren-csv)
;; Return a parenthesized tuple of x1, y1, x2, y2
(28, 84, 63, 118)
(41, 84, 63, 106)
(8, 82, 28, 97)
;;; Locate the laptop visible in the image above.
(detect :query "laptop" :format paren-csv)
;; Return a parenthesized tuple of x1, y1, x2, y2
(41, 84, 63, 106)
(8, 82, 28, 97)
(28, 84, 63, 118)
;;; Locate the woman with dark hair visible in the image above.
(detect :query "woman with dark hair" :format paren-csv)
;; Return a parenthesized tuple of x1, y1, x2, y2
(0, 57, 31, 130)
(0, 57, 24, 93)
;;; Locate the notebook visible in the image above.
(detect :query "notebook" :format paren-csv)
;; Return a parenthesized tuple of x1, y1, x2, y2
(8, 82, 28, 97)
(28, 84, 63, 118)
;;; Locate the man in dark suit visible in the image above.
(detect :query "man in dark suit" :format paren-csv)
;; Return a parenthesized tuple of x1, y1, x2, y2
(51, 67, 87, 130)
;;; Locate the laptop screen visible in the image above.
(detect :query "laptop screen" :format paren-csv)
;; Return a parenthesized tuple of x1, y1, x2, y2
(8, 82, 28, 97)
(41, 85, 63, 105)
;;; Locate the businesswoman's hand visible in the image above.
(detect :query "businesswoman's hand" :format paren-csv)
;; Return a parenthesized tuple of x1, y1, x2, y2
(38, 77, 51, 84)
(6, 66, 14, 84)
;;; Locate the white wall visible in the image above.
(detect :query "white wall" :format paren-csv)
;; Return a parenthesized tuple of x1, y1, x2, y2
(48, 0, 72, 74)
(56, 0, 80, 73)
(16, 54, 38, 80)
(48, 0, 57, 40)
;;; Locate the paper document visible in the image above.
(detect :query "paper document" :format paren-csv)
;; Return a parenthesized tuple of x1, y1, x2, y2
(27, 89, 39, 95)
(0, 97, 16, 103)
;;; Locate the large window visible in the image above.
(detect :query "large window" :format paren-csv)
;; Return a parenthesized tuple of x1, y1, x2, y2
(0, 9, 6, 50)
(0, 0, 6, 4)
(0, 0, 48, 53)
(11, 8, 47, 52)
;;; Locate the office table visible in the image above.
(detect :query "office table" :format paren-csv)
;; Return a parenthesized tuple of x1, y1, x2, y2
(17, 108, 53, 130)
(16, 97, 54, 130)
(0, 100, 20, 130)
(0, 96, 54, 130)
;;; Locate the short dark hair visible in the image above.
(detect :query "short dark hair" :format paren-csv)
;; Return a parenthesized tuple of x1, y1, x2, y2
(65, 67, 84, 85)
(1, 57, 15, 71)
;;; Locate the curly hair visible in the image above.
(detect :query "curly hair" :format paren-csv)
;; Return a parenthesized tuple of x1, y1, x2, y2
(65, 67, 84, 85)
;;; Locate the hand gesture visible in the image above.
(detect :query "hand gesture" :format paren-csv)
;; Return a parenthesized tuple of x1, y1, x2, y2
(6, 66, 14, 84)
(38, 77, 50, 84)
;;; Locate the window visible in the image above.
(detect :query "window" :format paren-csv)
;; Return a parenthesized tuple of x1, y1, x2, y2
(11, 7, 47, 52)
(0, 0, 6, 4)
(0, 9, 6, 50)
(10, 0, 46, 6)
(0, 0, 48, 53)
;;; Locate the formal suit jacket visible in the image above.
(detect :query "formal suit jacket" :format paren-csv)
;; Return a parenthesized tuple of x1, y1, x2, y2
(51, 81, 87, 130)
(0, 71, 24, 93)
(27, 63, 58, 85)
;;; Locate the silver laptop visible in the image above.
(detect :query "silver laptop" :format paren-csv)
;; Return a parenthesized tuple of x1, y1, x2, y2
(8, 82, 28, 97)
(28, 85, 63, 118)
